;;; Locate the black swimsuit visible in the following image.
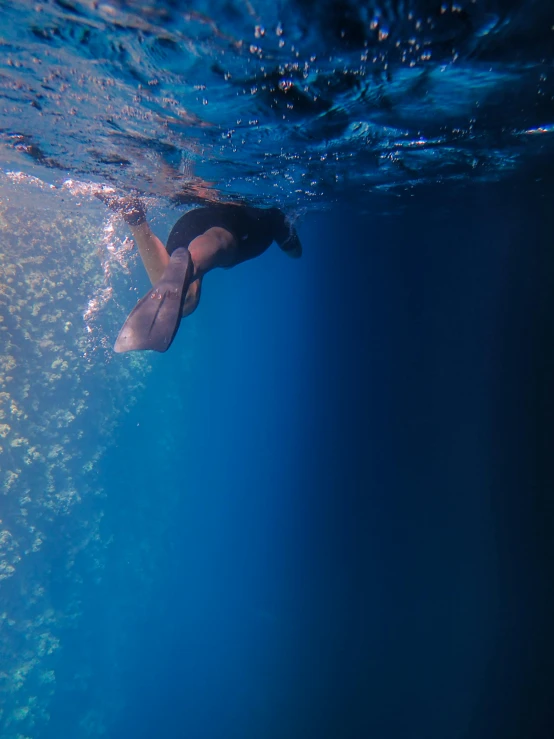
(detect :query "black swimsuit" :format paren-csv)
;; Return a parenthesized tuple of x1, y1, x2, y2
(166, 203, 295, 266)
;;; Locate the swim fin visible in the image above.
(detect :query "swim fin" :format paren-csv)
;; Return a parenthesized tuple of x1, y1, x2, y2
(114, 247, 193, 353)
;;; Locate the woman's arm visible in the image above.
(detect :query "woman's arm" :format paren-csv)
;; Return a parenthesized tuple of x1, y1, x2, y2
(128, 220, 169, 286)
(95, 192, 170, 286)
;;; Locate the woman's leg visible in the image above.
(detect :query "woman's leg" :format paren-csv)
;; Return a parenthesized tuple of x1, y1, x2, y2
(181, 278, 202, 317)
(186, 227, 238, 278)
(130, 223, 236, 286)
(176, 227, 236, 317)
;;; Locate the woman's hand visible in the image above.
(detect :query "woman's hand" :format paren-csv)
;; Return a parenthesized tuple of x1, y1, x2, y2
(95, 191, 147, 226)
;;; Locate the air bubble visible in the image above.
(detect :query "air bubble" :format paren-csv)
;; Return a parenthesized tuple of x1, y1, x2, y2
(278, 78, 293, 92)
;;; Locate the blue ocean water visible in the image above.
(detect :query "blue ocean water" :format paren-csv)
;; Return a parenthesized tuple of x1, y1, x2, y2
(1, 2, 554, 738)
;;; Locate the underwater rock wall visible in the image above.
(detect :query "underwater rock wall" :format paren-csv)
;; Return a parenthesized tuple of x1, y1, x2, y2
(0, 197, 150, 737)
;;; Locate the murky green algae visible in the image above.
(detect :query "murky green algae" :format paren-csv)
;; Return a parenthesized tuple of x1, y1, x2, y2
(0, 196, 150, 737)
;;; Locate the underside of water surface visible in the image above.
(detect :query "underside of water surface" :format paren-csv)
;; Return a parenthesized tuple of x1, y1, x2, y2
(0, 0, 553, 206)
(0, 1, 553, 737)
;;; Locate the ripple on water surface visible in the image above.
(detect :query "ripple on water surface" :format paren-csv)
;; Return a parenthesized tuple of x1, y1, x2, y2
(0, 0, 552, 206)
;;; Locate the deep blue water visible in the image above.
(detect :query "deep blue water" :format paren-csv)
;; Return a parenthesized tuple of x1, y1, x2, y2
(1, 2, 554, 738)
(17, 170, 551, 739)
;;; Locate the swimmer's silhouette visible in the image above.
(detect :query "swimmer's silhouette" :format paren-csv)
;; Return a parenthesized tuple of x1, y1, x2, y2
(96, 193, 301, 353)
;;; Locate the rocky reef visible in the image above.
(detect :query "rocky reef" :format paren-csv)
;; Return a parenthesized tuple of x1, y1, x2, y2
(0, 184, 151, 737)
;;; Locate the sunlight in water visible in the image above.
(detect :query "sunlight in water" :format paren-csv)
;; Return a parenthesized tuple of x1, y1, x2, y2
(0, 0, 552, 735)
